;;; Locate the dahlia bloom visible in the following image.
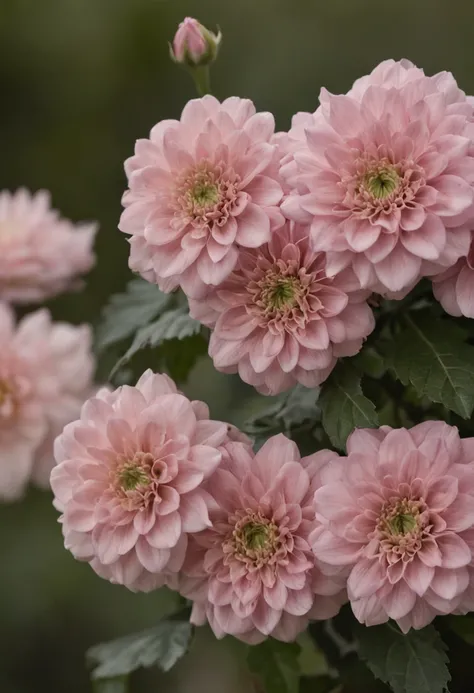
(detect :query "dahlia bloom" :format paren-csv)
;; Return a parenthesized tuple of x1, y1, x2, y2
(120, 95, 284, 298)
(50, 370, 236, 592)
(0, 188, 96, 303)
(432, 231, 474, 317)
(178, 435, 347, 643)
(311, 422, 474, 632)
(0, 303, 94, 500)
(189, 222, 375, 394)
(281, 60, 474, 294)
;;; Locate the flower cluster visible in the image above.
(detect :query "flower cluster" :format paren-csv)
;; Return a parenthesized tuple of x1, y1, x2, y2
(122, 58, 474, 393)
(51, 372, 474, 640)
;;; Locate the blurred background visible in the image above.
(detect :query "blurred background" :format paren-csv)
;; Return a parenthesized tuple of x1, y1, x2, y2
(1, 0, 474, 690)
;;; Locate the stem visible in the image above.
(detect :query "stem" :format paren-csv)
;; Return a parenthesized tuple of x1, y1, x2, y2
(190, 65, 212, 96)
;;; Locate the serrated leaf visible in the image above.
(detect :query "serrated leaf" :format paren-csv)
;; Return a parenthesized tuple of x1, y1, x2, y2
(87, 621, 193, 681)
(110, 305, 202, 376)
(320, 362, 378, 450)
(388, 312, 474, 418)
(247, 640, 301, 693)
(96, 279, 170, 352)
(357, 623, 450, 693)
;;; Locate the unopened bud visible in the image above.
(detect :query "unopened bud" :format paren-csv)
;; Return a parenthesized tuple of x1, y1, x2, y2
(170, 17, 221, 68)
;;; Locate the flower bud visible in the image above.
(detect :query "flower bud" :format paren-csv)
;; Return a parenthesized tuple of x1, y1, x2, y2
(170, 17, 221, 67)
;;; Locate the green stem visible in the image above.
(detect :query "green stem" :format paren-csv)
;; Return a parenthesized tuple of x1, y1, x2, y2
(190, 65, 212, 96)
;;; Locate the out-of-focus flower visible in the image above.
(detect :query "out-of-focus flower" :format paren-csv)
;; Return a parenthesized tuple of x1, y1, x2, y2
(311, 422, 474, 632)
(179, 435, 347, 643)
(432, 231, 474, 317)
(120, 96, 284, 298)
(170, 17, 221, 67)
(0, 188, 96, 303)
(0, 303, 94, 500)
(281, 60, 474, 295)
(50, 370, 239, 592)
(189, 222, 374, 394)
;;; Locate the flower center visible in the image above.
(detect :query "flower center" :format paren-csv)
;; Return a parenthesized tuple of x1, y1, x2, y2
(376, 497, 428, 557)
(363, 165, 400, 200)
(174, 162, 240, 227)
(0, 378, 18, 420)
(225, 511, 282, 568)
(118, 462, 151, 491)
(266, 277, 300, 310)
(191, 180, 220, 209)
(387, 512, 417, 536)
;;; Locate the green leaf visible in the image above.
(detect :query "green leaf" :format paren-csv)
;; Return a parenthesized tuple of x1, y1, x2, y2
(110, 305, 202, 376)
(243, 385, 320, 448)
(357, 623, 450, 693)
(388, 311, 474, 418)
(320, 362, 378, 450)
(87, 621, 193, 681)
(247, 639, 301, 693)
(96, 279, 170, 352)
(448, 615, 474, 646)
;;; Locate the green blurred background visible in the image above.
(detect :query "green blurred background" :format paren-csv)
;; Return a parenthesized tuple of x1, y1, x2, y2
(1, 0, 474, 690)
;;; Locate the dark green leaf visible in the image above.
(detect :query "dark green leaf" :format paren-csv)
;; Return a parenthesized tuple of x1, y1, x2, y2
(448, 615, 474, 645)
(160, 333, 208, 383)
(320, 362, 378, 450)
(388, 312, 474, 418)
(247, 639, 301, 693)
(353, 347, 387, 379)
(96, 279, 170, 352)
(111, 305, 202, 376)
(357, 623, 450, 693)
(87, 621, 193, 681)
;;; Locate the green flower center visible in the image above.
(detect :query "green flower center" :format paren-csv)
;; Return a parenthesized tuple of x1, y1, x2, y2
(242, 522, 271, 550)
(266, 277, 301, 310)
(191, 181, 220, 208)
(365, 167, 400, 199)
(387, 512, 417, 536)
(118, 464, 150, 491)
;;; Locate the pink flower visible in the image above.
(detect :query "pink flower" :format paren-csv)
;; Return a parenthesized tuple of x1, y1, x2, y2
(120, 96, 285, 298)
(50, 370, 235, 592)
(281, 60, 474, 294)
(311, 422, 474, 632)
(432, 231, 474, 317)
(0, 303, 94, 500)
(171, 17, 221, 66)
(0, 188, 96, 303)
(189, 222, 375, 394)
(178, 435, 347, 643)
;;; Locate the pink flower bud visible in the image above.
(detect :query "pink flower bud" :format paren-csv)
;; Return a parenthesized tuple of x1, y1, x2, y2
(170, 17, 221, 67)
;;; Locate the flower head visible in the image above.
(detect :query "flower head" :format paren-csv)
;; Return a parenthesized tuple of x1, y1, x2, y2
(0, 189, 96, 303)
(0, 303, 94, 500)
(178, 435, 347, 643)
(171, 17, 221, 67)
(282, 60, 474, 295)
(50, 370, 238, 592)
(311, 422, 474, 632)
(190, 222, 374, 394)
(432, 231, 474, 317)
(120, 96, 284, 298)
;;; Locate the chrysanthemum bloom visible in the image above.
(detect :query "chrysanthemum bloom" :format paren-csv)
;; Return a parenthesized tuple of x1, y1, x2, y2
(432, 231, 474, 317)
(120, 96, 285, 298)
(50, 370, 238, 592)
(0, 188, 96, 303)
(189, 222, 375, 394)
(0, 303, 94, 500)
(281, 60, 474, 294)
(178, 435, 347, 643)
(311, 422, 474, 632)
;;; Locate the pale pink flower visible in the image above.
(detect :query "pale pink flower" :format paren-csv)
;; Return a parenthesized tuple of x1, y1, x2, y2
(311, 422, 474, 632)
(189, 222, 375, 394)
(282, 60, 474, 294)
(0, 303, 94, 500)
(178, 435, 347, 643)
(0, 188, 96, 303)
(50, 370, 235, 592)
(120, 96, 285, 298)
(171, 17, 220, 66)
(432, 231, 474, 317)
